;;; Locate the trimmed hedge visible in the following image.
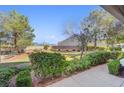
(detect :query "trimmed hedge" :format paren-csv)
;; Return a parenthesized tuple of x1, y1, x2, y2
(81, 51, 111, 66)
(64, 60, 81, 75)
(107, 60, 121, 75)
(29, 51, 113, 80)
(29, 52, 65, 80)
(64, 51, 112, 75)
(16, 70, 32, 87)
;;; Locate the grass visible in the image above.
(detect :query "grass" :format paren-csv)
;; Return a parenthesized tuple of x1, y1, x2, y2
(0, 53, 30, 68)
(3, 54, 30, 63)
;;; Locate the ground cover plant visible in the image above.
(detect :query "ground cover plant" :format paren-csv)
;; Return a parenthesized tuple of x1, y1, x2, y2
(0, 63, 31, 87)
(0, 67, 17, 87)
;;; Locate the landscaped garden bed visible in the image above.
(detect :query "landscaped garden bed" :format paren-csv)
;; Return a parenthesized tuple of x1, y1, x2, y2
(1, 50, 124, 87)
(0, 64, 31, 87)
(29, 51, 114, 86)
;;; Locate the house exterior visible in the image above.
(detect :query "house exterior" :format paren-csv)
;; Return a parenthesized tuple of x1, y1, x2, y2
(52, 34, 107, 52)
(58, 35, 80, 46)
(53, 35, 105, 52)
(52, 35, 80, 51)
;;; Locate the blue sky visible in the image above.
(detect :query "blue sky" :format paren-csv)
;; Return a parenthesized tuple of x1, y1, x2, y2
(0, 5, 101, 45)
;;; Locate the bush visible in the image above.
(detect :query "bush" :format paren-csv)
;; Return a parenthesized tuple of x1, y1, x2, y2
(64, 51, 111, 75)
(16, 70, 32, 87)
(0, 67, 16, 87)
(29, 51, 112, 80)
(29, 52, 65, 80)
(117, 52, 124, 59)
(0, 65, 31, 87)
(109, 47, 121, 51)
(107, 60, 121, 75)
(81, 51, 111, 66)
(111, 51, 124, 60)
(80, 59, 91, 69)
(64, 60, 82, 75)
(87, 46, 106, 51)
(87, 46, 96, 51)
(14, 66, 31, 74)
(43, 45, 49, 50)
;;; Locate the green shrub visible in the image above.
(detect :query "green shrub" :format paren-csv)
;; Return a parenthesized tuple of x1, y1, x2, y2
(88, 45, 121, 51)
(14, 66, 31, 74)
(107, 60, 121, 75)
(64, 60, 83, 75)
(87, 46, 96, 51)
(64, 51, 111, 75)
(16, 70, 32, 87)
(87, 46, 106, 51)
(82, 51, 111, 66)
(43, 45, 49, 50)
(111, 51, 124, 60)
(109, 47, 121, 51)
(29, 51, 112, 79)
(0, 65, 31, 87)
(29, 52, 65, 80)
(0, 67, 16, 87)
(117, 52, 124, 59)
(80, 59, 91, 69)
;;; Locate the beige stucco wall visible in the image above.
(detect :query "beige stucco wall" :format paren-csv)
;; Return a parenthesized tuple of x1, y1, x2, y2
(58, 36, 80, 46)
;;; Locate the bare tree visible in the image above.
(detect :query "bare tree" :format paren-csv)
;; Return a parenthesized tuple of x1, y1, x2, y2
(64, 21, 92, 59)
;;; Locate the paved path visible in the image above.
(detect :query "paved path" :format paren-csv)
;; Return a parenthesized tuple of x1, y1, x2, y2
(48, 64, 124, 87)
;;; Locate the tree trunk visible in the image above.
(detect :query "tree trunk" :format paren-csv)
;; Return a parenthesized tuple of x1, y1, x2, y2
(13, 32, 19, 54)
(85, 43, 88, 54)
(94, 36, 97, 48)
(80, 48, 84, 60)
(80, 45, 85, 59)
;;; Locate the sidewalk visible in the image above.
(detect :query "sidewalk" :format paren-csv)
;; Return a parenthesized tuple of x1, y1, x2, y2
(48, 64, 124, 87)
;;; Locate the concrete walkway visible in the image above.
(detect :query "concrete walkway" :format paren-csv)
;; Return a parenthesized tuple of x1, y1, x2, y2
(48, 64, 124, 87)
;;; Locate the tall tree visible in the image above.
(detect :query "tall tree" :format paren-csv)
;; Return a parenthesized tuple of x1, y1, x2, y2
(0, 10, 35, 53)
(99, 10, 122, 49)
(87, 9, 103, 48)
